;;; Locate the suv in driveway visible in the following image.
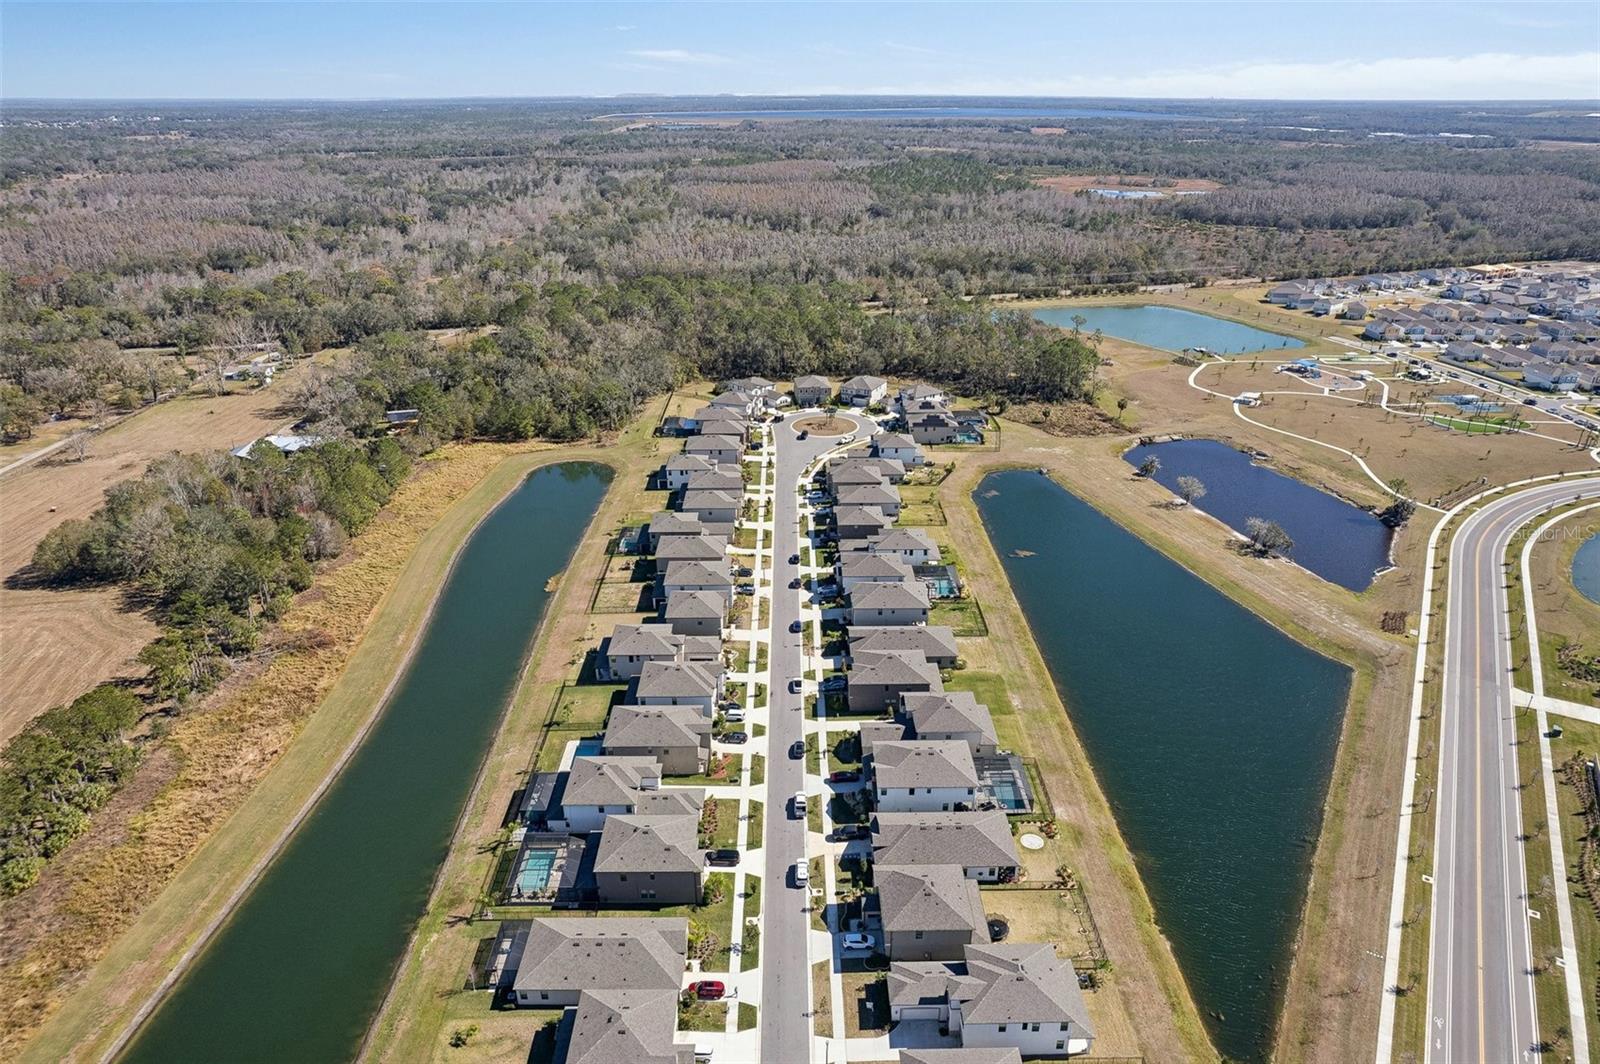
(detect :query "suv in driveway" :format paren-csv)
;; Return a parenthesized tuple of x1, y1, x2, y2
(705, 849, 740, 867)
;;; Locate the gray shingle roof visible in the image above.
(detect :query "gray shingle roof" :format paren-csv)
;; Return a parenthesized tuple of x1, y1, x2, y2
(654, 535, 727, 562)
(603, 706, 711, 751)
(843, 374, 887, 392)
(876, 864, 986, 934)
(871, 528, 938, 553)
(607, 623, 683, 659)
(850, 649, 943, 690)
(850, 581, 930, 611)
(563, 756, 662, 808)
(960, 942, 1092, 1030)
(593, 812, 701, 874)
(512, 917, 688, 994)
(564, 989, 692, 1064)
(902, 691, 997, 745)
(849, 626, 959, 662)
(896, 1049, 1022, 1064)
(872, 740, 978, 790)
(662, 560, 733, 588)
(873, 810, 1019, 870)
(634, 659, 719, 699)
(839, 553, 915, 582)
(664, 590, 726, 620)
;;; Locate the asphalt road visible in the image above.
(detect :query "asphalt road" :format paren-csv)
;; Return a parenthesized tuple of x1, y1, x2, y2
(1427, 476, 1600, 1064)
(758, 410, 874, 1062)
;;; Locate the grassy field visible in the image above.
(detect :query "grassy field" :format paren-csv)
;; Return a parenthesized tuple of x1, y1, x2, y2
(1514, 705, 1578, 1053)
(1550, 718, 1600, 1043)
(10, 397, 676, 1063)
(1527, 509, 1600, 705)
(0, 379, 304, 738)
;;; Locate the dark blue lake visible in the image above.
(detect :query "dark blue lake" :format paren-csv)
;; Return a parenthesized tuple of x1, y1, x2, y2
(1124, 439, 1393, 592)
(1030, 304, 1304, 355)
(1576, 532, 1600, 606)
(976, 469, 1351, 1062)
(120, 462, 612, 1064)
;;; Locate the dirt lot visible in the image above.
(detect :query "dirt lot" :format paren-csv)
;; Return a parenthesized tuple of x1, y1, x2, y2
(0, 382, 297, 740)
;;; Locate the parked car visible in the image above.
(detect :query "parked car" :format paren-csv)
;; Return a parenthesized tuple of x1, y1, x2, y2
(789, 678, 803, 694)
(774, 412, 786, 422)
(736, 566, 753, 577)
(840, 933, 875, 952)
(790, 740, 805, 760)
(789, 577, 802, 590)
(792, 860, 809, 887)
(797, 430, 808, 440)
(789, 553, 800, 565)
(705, 849, 740, 868)
(736, 584, 755, 596)
(722, 731, 748, 745)
(691, 980, 727, 1000)
(831, 824, 869, 841)
(820, 676, 847, 691)
(841, 433, 855, 443)
(829, 769, 860, 784)
(791, 791, 807, 817)
(723, 706, 745, 723)
(790, 619, 803, 632)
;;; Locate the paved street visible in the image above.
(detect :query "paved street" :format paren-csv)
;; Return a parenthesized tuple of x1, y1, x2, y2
(760, 409, 876, 1063)
(1426, 476, 1600, 1064)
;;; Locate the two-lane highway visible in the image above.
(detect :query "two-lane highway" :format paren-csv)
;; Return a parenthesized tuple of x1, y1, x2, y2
(1427, 476, 1600, 1064)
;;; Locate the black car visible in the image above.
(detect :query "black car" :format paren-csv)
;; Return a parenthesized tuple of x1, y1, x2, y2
(1523, 397, 1538, 405)
(797, 430, 808, 440)
(789, 553, 800, 565)
(831, 824, 869, 841)
(790, 619, 803, 633)
(723, 731, 748, 744)
(789, 577, 802, 589)
(790, 740, 805, 760)
(705, 848, 740, 867)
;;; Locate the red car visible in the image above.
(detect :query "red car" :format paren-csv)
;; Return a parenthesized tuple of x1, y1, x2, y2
(829, 770, 860, 784)
(691, 980, 726, 1001)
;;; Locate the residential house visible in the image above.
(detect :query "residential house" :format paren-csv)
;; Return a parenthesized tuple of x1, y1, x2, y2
(683, 467, 745, 494)
(897, 1049, 1022, 1064)
(1310, 298, 1346, 317)
(1481, 347, 1531, 370)
(859, 719, 909, 757)
(561, 988, 694, 1064)
(555, 755, 703, 833)
(662, 589, 726, 637)
(793, 374, 833, 407)
(654, 534, 728, 565)
(720, 376, 775, 398)
(659, 560, 735, 605)
(897, 383, 949, 413)
(593, 811, 702, 905)
(868, 528, 941, 563)
(887, 943, 1093, 1057)
(682, 435, 742, 467)
(633, 659, 722, 717)
(848, 649, 944, 712)
(658, 454, 718, 492)
(872, 810, 1020, 881)
(708, 389, 761, 416)
(679, 488, 741, 525)
(841, 374, 889, 407)
(907, 409, 961, 445)
(1340, 301, 1369, 320)
(837, 552, 917, 592)
(837, 481, 902, 518)
(599, 622, 689, 681)
(835, 505, 895, 541)
(1363, 320, 1404, 342)
(876, 864, 990, 961)
(848, 580, 931, 626)
(872, 432, 926, 467)
(902, 691, 998, 755)
(871, 739, 979, 813)
(508, 917, 687, 1008)
(1524, 361, 1581, 391)
(849, 625, 959, 669)
(647, 510, 706, 551)
(602, 706, 712, 776)
(1266, 282, 1308, 306)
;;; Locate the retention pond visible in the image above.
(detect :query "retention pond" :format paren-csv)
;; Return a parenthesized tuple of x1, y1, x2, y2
(1575, 531, 1600, 607)
(1030, 304, 1304, 355)
(120, 461, 611, 1064)
(976, 469, 1351, 1061)
(1123, 438, 1394, 592)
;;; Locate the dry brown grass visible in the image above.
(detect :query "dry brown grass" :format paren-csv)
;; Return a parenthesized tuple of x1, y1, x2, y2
(0, 384, 296, 739)
(1529, 510, 1600, 704)
(0, 439, 574, 1061)
(1032, 174, 1224, 195)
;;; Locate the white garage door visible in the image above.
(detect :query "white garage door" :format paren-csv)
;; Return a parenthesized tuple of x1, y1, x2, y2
(895, 1006, 945, 1022)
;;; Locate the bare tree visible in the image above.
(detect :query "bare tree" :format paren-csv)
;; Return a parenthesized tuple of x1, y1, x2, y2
(1244, 516, 1294, 557)
(1176, 476, 1207, 506)
(65, 430, 91, 463)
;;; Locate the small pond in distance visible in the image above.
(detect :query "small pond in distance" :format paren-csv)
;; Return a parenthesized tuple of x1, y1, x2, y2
(1030, 304, 1304, 355)
(1124, 439, 1393, 592)
(976, 469, 1352, 1062)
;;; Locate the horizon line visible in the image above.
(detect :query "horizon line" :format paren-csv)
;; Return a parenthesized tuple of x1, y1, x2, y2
(4, 92, 1599, 106)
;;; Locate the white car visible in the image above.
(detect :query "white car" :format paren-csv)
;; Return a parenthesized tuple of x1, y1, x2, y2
(722, 707, 745, 723)
(841, 432, 856, 443)
(792, 790, 807, 817)
(840, 933, 876, 952)
(793, 859, 809, 887)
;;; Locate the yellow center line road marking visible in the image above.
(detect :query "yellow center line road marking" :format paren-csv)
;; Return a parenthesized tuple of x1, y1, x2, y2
(1473, 522, 1486, 1063)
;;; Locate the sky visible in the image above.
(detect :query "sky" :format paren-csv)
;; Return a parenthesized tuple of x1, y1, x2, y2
(2, 1, 1598, 102)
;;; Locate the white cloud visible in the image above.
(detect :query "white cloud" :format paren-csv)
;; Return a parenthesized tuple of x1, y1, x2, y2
(796, 51, 1600, 101)
(615, 24, 637, 32)
(627, 48, 733, 66)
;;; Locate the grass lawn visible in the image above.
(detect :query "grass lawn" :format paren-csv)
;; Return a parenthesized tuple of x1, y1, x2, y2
(678, 999, 728, 1032)
(809, 856, 828, 931)
(697, 872, 738, 971)
(533, 726, 591, 771)
(1512, 705, 1571, 1048)
(842, 971, 890, 1037)
(702, 797, 741, 849)
(748, 799, 765, 848)
(738, 1002, 758, 1031)
(750, 753, 766, 786)
(808, 796, 823, 835)
(810, 961, 832, 1037)
(943, 670, 1021, 750)
(669, 754, 741, 787)
(1549, 717, 1600, 1043)
(928, 597, 987, 636)
(550, 683, 622, 729)
(805, 731, 821, 775)
(981, 887, 1099, 966)
(825, 731, 862, 773)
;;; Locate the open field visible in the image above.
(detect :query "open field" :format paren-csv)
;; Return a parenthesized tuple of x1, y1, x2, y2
(0, 382, 300, 739)
(1032, 173, 1224, 196)
(6, 399, 670, 1063)
(1549, 717, 1600, 1042)
(1528, 510, 1600, 705)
